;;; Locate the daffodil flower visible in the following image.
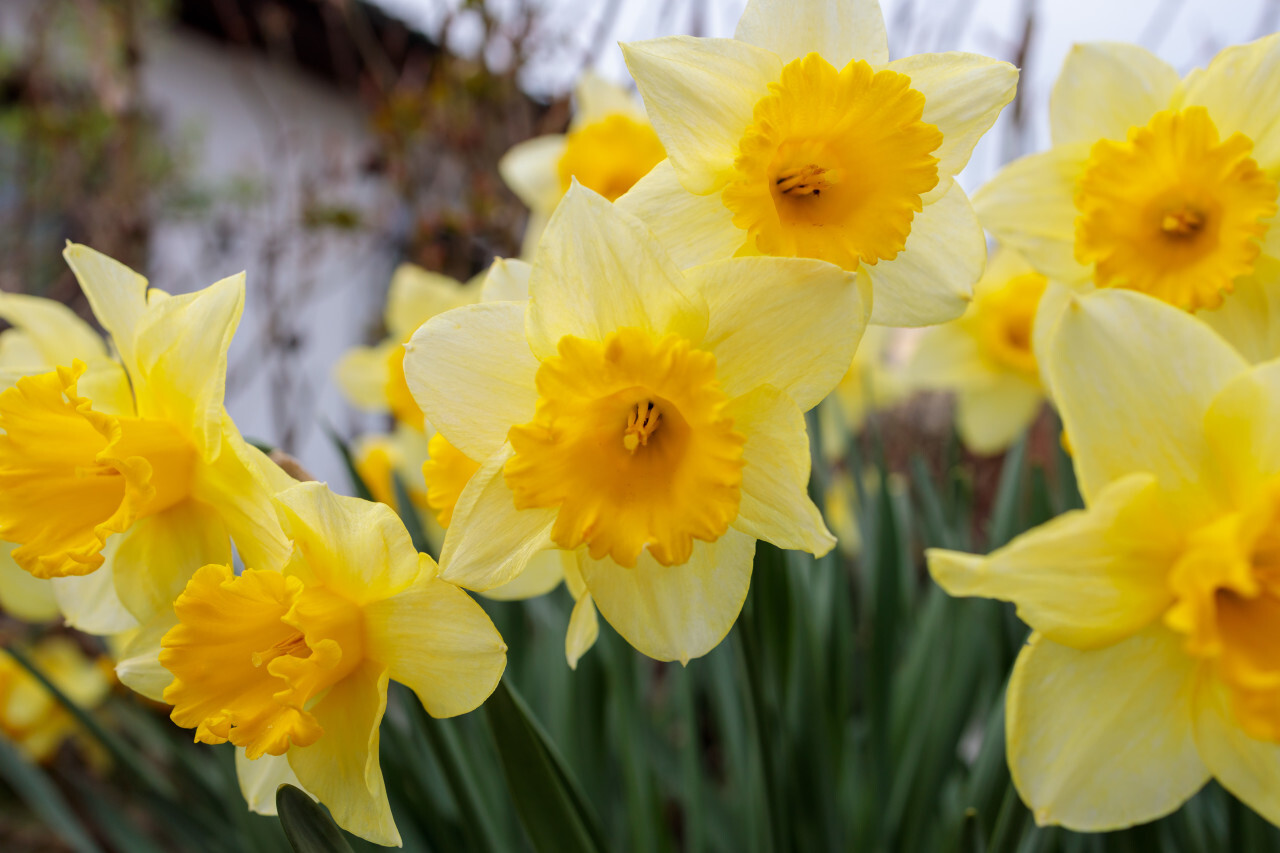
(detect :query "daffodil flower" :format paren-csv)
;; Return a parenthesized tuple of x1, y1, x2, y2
(501, 72, 666, 253)
(929, 289, 1280, 830)
(977, 37, 1280, 361)
(616, 0, 1017, 326)
(909, 248, 1047, 454)
(335, 263, 478, 433)
(159, 482, 507, 846)
(406, 184, 867, 663)
(0, 246, 293, 639)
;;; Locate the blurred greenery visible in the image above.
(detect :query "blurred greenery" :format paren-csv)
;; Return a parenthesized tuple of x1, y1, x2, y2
(6, 417, 1280, 852)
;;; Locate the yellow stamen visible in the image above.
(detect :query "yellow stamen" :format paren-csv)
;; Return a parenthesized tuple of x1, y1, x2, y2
(775, 164, 837, 196)
(623, 400, 661, 452)
(1161, 207, 1204, 237)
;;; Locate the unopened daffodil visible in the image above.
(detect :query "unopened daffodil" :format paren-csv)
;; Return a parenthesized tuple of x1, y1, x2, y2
(910, 248, 1047, 454)
(0, 246, 294, 640)
(159, 482, 506, 846)
(977, 36, 1280, 361)
(501, 72, 665, 254)
(617, 0, 1017, 326)
(930, 289, 1280, 830)
(406, 184, 867, 662)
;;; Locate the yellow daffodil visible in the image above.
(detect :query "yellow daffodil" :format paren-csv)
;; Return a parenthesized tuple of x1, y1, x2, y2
(0, 636, 111, 763)
(406, 184, 867, 662)
(817, 325, 909, 455)
(335, 264, 478, 432)
(616, 0, 1017, 326)
(0, 246, 293, 643)
(909, 248, 1047, 454)
(159, 482, 506, 845)
(501, 72, 666, 253)
(929, 288, 1280, 830)
(977, 36, 1280, 361)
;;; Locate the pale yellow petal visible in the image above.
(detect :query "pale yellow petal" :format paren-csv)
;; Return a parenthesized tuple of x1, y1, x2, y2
(615, 161, 746, 270)
(1028, 279, 1089, 405)
(734, 0, 888, 67)
(0, 293, 108, 366)
(1197, 257, 1280, 364)
(0, 330, 42, 370)
(623, 37, 781, 194)
(73, 359, 135, 418)
(572, 71, 646, 126)
(479, 258, 533, 303)
(480, 548, 566, 601)
(499, 134, 568, 214)
(274, 482, 419, 606)
(692, 256, 867, 411)
(404, 301, 539, 462)
(579, 527, 754, 664)
(236, 749, 310, 816)
(955, 375, 1043, 456)
(333, 342, 395, 412)
(908, 323, 998, 389)
(113, 500, 230, 623)
(726, 387, 834, 556)
(386, 264, 474, 341)
(50, 541, 139, 634)
(365, 555, 505, 717)
(866, 183, 984, 327)
(887, 52, 1018, 197)
(1192, 672, 1280, 827)
(1202, 358, 1280, 504)
(1049, 43, 1180, 147)
(438, 445, 558, 592)
(928, 472, 1177, 649)
(132, 274, 243, 458)
(192, 431, 294, 573)
(288, 660, 400, 847)
(113, 610, 178, 701)
(0, 542, 58, 622)
(973, 144, 1093, 284)
(62, 244, 149, 377)
(1046, 290, 1246, 508)
(1007, 628, 1207, 830)
(565, 591, 599, 670)
(1179, 33, 1280, 170)
(526, 184, 707, 358)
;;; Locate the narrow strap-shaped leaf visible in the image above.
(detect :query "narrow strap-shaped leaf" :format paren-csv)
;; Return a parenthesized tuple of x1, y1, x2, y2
(0, 736, 102, 853)
(276, 784, 354, 853)
(322, 422, 375, 503)
(484, 679, 606, 853)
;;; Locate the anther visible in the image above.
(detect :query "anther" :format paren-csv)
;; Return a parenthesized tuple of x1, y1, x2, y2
(1161, 207, 1205, 238)
(775, 164, 835, 196)
(623, 400, 661, 453)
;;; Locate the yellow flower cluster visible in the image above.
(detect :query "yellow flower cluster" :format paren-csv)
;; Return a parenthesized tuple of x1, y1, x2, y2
(3, 0, 1279, 842)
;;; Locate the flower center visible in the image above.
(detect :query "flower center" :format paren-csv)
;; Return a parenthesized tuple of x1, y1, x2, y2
(557, 113, 667, 202)
(421, 431, 481, 529)
(1165, 480, 1280, 742)
(720, 53, 942, 271)
(974, 271, 1048, 379)
(504, 328, 744, 568)
(161, 565, 365, 760)
(0, 362, 197, 579)
(1074, 107, 1279, 312)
